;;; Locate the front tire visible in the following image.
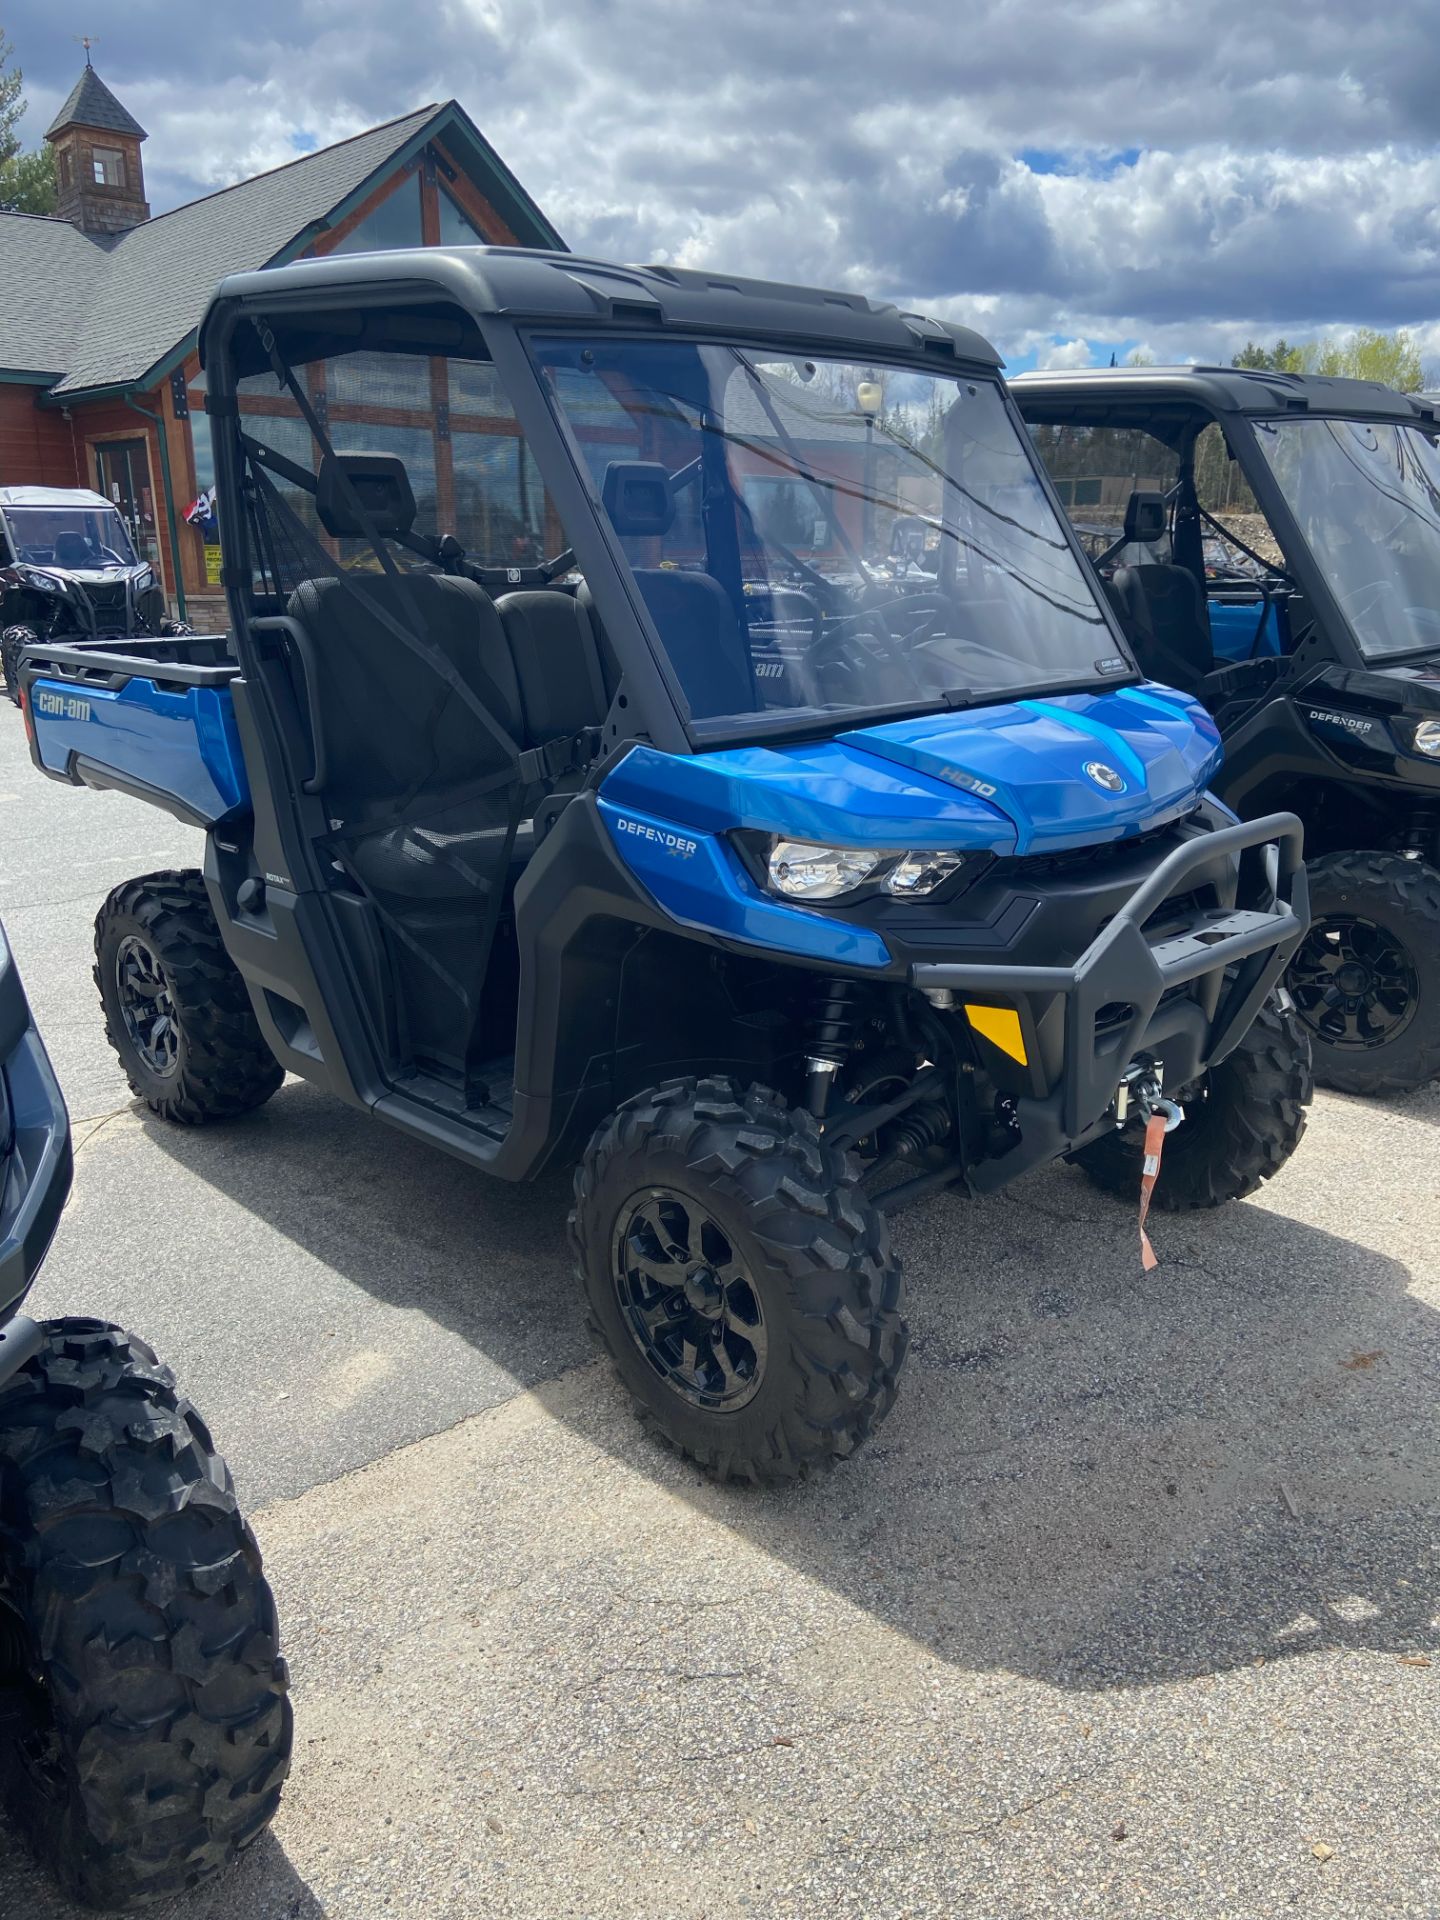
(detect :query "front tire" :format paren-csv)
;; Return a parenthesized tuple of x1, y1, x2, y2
(1072, 992, 1312, 1210)
(1287, 850, 1440, 1097)
(572, 1077, 908, 1485)
(0, 1321, 290, 1911)
(94, 871, 283, 1124)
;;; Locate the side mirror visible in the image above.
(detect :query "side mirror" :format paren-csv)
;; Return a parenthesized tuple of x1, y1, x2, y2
(1123, 489, 1166, 544)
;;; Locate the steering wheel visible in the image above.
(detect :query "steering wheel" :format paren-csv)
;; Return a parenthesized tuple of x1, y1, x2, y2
(804, 603, 927, 697)
(753, 584, 826, 647)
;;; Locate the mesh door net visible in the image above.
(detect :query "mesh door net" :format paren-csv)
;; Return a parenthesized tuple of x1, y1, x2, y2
(235, 336, 536, 1091)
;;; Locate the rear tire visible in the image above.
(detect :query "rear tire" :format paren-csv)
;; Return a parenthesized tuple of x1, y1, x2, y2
(1072, 992, 1312, 1210)
(1288, 850, 1440, 1097)
(94, 870, 283, 1124)
(0, 1321, 290, 1911)
(572, 1077, 908, 1485)
(2, 625, 37, 707)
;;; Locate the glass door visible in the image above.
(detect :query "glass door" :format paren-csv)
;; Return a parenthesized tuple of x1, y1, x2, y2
(95, 438, 160, 571)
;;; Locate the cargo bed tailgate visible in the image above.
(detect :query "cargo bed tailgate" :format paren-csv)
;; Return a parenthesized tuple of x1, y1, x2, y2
(21, 636, 248, 827)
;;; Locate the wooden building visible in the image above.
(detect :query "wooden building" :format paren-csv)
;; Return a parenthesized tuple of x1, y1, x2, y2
(0, 62, 563, 629)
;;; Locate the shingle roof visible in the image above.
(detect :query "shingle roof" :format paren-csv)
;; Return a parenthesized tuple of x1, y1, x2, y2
(0, 98, 563, 395)
(0, 215, 115, 377)
(46, 67, 147, 141)
(48, 105, 440, 395)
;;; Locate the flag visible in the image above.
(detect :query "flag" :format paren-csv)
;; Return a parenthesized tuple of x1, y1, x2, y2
(185, 487, 216, 529)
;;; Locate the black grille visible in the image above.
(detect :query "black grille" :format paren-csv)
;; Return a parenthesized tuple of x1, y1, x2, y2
(990, 817, 1189, 883)
(81, 582, 131, 634)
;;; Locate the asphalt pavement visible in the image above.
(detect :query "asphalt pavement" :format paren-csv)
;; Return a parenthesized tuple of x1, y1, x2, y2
(0, 710, 1435, 1919)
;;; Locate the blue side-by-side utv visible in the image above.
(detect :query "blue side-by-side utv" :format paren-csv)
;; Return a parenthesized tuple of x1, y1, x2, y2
(18, 249, 1311, 1494)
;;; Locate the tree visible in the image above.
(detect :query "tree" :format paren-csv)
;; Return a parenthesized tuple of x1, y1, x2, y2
(1233, 340, 1303, 373)
(1233, 329, 1423, 391)
(1302, 327, 1424, 391)
(0, 26, 56, 215)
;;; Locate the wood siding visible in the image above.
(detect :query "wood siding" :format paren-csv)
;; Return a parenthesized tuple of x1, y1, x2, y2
(0, 386, 85, 490)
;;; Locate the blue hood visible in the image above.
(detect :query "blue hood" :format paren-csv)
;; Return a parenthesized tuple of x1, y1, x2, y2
(601, 684, 1222, 857)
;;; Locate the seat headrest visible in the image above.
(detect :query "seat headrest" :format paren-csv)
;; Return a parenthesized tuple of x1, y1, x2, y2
(316, 451, 417, 540)
(602, 460, 674, 537)
(1123, 489, 1166, 544)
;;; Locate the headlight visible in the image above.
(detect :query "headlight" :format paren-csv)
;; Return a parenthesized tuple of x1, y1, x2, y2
(768, 840, 891, 900)
(1413, 719, 1440, 759)
(133, 566, 154, 591)
(885, 851, 967, 896)
(763, 838, 979, 902)
(20, 568, 62, 594)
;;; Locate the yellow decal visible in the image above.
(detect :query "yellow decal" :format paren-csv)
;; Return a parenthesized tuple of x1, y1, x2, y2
(964, 1004, 1028, 1065)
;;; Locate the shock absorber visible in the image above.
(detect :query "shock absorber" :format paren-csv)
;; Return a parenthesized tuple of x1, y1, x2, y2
(804, 978, 863, 1117)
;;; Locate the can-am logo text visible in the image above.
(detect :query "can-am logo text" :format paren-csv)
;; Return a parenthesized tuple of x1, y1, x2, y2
(34, 689, 91, 722)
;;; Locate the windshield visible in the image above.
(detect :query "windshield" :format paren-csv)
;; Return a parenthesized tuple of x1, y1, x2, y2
(534, 340, 1124, 734)
(3, 504, 137, 570)
(1250, 418, 1440, 660)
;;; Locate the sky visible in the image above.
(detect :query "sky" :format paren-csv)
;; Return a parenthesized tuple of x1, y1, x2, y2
(8, 1, 1440, 374)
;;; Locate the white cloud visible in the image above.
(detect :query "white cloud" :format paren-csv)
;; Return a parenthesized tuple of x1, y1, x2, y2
(8, 0, 1440, 365)
(1034, 339, 1096, 371)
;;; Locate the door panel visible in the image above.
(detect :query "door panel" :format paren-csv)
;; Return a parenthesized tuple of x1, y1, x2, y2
(95, 438, 160, 571)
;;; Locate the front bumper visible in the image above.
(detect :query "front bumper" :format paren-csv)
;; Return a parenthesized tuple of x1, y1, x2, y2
(910, 811, 1308, 1191)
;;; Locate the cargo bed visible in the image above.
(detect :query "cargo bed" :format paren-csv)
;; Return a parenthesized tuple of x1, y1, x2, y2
(20, 633, 249, 828)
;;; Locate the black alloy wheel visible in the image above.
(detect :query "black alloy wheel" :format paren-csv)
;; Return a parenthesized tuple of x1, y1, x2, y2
(94, 870, 284, 1123)
(114, 931, 180, 1077)
(573, 1078, 907, 1483)
(1289, 915, 1419, 1052)
(612, 1189, 768, 1411)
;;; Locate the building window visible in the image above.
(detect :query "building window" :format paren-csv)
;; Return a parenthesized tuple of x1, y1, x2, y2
(327, 172, 423, 255)
(437, 185, 486, 246)
(92, 147, 125, 188)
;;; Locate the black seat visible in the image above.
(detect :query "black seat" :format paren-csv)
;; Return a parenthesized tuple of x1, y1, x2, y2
(574, 570, 755, 721)
(1106, 564, 1214, 695)
(629, 568, 755, 719)
(494, 589, 610, 742)
(54, 530, 92, 568)
(590, 458, 757, 721)
(288, 571, 523, 823)
(287, 569, 530, 896)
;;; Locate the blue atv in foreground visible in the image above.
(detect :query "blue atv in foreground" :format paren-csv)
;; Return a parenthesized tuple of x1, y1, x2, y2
(0, 920, 289, 1909)
(20, 249, 1312, 1486)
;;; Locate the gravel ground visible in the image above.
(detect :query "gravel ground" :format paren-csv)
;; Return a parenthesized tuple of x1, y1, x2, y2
(0, 713, 1435, 1919)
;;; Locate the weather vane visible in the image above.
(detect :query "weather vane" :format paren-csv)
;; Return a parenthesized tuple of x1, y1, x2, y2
(76, 34, 98, 67)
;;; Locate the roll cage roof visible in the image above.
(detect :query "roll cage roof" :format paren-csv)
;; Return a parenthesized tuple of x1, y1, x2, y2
(198, 245, 1004, 372)
(198, 248, 1096, 759)
(1012, 366, 1438, 427)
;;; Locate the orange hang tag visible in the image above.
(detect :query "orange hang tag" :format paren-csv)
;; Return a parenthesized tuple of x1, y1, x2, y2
(1137, 1112, 1168, 1272)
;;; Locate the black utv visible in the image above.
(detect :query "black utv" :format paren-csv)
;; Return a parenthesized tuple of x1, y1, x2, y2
(0, 486, 184, 705)
(1016, 368, 1440, 1096)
